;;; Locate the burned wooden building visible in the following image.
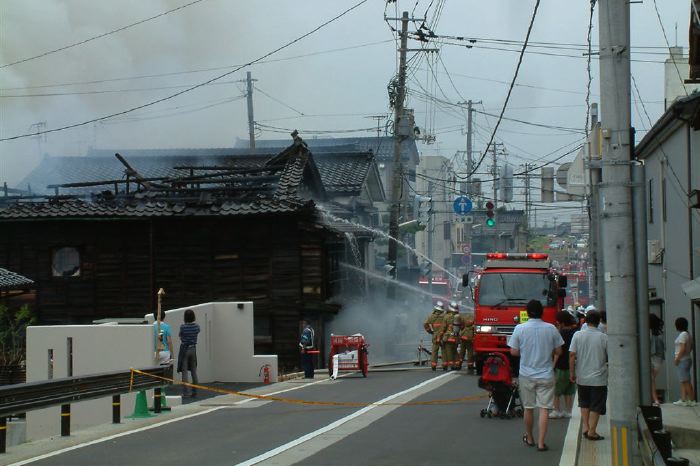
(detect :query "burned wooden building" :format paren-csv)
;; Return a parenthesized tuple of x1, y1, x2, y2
(0, 138, 380, 371)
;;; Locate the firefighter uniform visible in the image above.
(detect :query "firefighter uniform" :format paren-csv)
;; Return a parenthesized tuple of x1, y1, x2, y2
(440, 305, 459, 370)
(456, 313, 475, 371)
(423, 302, 445, 371)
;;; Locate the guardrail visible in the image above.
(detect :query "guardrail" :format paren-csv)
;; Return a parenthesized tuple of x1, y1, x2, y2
(0, 366, 173, 453)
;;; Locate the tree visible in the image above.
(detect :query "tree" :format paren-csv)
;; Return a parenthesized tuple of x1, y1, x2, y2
(0, 304, 36, 369)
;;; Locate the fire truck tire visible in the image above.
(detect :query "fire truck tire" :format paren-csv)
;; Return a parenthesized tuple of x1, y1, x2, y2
(475, 359, 484, 375)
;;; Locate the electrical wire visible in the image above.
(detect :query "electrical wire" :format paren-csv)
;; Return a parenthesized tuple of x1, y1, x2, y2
(462, 0, 542, 180)
(584, 1, 597, 137)
(0, 40, 394, 92)
(0, 0, 210, 69)
(0, 0, 369, 142)
(254, 86, 305, 116)
(652, 0, 688, 96)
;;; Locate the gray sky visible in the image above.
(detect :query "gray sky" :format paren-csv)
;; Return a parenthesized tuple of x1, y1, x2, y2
(0, 0, 692, 222)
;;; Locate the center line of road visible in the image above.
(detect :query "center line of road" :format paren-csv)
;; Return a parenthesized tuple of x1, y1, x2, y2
(235, 372, 456, 466)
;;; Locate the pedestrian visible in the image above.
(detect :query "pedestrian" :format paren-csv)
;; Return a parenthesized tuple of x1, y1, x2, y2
(299, 317, 315, 379)
(153, 311, 174, 365)
(649, 313, 665, 406)
(569, 309, 608, 441)
(672, 317, 696, 407)
(178, 309, 200, 398)
(509, 299, 564, 452)
(551, 311, 578, 419)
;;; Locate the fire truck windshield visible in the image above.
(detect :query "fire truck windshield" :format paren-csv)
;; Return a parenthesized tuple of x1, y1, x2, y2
(478, 272, 553, 307)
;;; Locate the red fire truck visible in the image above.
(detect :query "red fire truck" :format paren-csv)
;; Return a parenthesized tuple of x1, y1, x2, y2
(463, 253, 567, 373)
(418, 275, 454, 305)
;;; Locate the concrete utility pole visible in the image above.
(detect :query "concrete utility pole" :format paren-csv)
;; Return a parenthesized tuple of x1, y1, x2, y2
(632, 163, 651, 406)
(246, 71, 256, 151)
(386, 11, 410, 299)
(588, 104, 603, 306)
(598, 1, 640, 463)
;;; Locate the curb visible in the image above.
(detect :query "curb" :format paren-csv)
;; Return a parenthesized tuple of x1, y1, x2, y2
(559, 394, 581, 466)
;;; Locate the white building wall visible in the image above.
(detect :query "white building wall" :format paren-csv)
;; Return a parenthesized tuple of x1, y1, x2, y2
(664, 47, 700, 110)
(23, 302, 277, 442)
(644, 122, 700, 401)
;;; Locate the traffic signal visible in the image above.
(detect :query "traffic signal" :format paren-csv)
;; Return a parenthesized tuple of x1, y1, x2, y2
(486, 201, 495, 228)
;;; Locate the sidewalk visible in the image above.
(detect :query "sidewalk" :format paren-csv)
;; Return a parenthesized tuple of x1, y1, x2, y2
(562, 401, 700, 466)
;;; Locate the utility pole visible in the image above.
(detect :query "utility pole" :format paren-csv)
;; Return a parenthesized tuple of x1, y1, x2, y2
(492, 143, 501, 251)
(588, 104, 604, 307)
(598, 1, 639, 464)
(246, 71, 256, 151)
(386, 11, 410, 299)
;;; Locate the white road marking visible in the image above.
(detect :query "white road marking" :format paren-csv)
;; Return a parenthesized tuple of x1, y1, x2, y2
(235, 372, 456, 466)
(8, 378, 330, 466)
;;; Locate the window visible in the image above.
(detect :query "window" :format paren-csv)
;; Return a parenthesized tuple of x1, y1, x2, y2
(443, 221, 451, 240)
(52, 247, 81, 277)
(648, 178, 654, 224)
(478, 272, 554, 307)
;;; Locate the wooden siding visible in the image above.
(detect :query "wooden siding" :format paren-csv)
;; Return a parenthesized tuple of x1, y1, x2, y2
(0, 214, 343, 372)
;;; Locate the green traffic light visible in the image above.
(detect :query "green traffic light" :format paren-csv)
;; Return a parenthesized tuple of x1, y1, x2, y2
(486, 218, 496, 228)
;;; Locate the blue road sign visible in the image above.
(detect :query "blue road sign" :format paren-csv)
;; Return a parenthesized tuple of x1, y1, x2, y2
(453, 196, 473, 215)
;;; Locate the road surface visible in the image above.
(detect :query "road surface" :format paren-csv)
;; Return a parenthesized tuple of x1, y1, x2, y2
(11, 368, 570, 466)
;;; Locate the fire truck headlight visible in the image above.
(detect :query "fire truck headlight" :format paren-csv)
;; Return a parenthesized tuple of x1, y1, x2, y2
(476, 325, 493, 333)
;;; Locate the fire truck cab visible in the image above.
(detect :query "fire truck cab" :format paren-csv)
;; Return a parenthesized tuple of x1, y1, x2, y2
(463, 252, 567, 374)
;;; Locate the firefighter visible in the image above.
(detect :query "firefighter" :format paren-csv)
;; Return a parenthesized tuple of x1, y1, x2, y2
(423, 301, 445, 371)
(456, 312, 475, 371)
(441, 302, 460, 371)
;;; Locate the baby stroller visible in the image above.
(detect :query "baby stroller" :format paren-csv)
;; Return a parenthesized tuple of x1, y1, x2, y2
(478, 352, 523, 419)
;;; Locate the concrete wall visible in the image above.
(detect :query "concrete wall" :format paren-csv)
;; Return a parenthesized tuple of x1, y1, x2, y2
(25, 324, 152, 440)
(22, 302, 277, 442)
(146, 302, 278, 383)
(644, 121, 700, 401)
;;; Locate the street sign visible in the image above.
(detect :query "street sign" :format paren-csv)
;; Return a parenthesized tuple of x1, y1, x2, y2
(461, 254, 471, 266)
(453, 196, 472, 215)
(461, 244, 471, 254)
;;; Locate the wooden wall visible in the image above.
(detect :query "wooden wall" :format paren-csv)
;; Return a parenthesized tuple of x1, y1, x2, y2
(0, 213, 342, 372)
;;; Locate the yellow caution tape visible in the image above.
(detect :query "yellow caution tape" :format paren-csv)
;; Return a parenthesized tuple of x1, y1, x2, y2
(130, 369, 487, 407)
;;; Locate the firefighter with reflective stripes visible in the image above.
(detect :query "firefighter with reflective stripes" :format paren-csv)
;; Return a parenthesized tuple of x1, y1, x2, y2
(456, 312, 475, 371)
(440, 302, 460, 371)
(423, 301, 445, 371)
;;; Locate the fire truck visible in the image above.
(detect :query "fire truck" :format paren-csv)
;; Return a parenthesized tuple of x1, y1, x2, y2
(463, 253, 567, 373)
(564, 271, 590, 308)
(418, 275, 454, 305)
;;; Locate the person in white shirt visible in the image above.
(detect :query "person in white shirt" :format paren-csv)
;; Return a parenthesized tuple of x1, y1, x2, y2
(569, 310, 608, 441)
(509, 299, 564, 452)
(673, 317, 696, 407)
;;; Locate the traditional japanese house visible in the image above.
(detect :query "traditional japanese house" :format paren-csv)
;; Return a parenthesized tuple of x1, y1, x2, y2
(0, 137, 369, 371)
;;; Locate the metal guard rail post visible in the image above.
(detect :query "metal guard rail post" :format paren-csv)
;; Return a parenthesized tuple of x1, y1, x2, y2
(0, 366, 172, 453)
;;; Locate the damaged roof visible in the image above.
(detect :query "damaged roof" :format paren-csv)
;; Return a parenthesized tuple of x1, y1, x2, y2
(1, 141, 322, 221)
(16, 147, 381, 200)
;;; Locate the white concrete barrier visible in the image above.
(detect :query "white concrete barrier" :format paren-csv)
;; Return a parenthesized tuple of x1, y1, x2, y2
(21, 301, 277, 442)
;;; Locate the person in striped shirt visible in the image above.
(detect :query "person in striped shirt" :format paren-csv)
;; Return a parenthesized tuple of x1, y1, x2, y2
(178, 309, 200, 397)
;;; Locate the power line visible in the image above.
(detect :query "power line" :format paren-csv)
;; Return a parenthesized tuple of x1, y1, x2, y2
(584, 1, 597, 137)
(462, 0, 542, 180)
(0, 0, 210, 69)
(0, 0, 369, 142)
(0, 40, 394, 92)
(253, 86, 305, 116)
(651, 0, 688, 96)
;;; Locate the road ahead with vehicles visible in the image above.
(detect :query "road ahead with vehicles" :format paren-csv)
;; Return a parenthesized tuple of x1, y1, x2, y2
(8, 368, 569, 466)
